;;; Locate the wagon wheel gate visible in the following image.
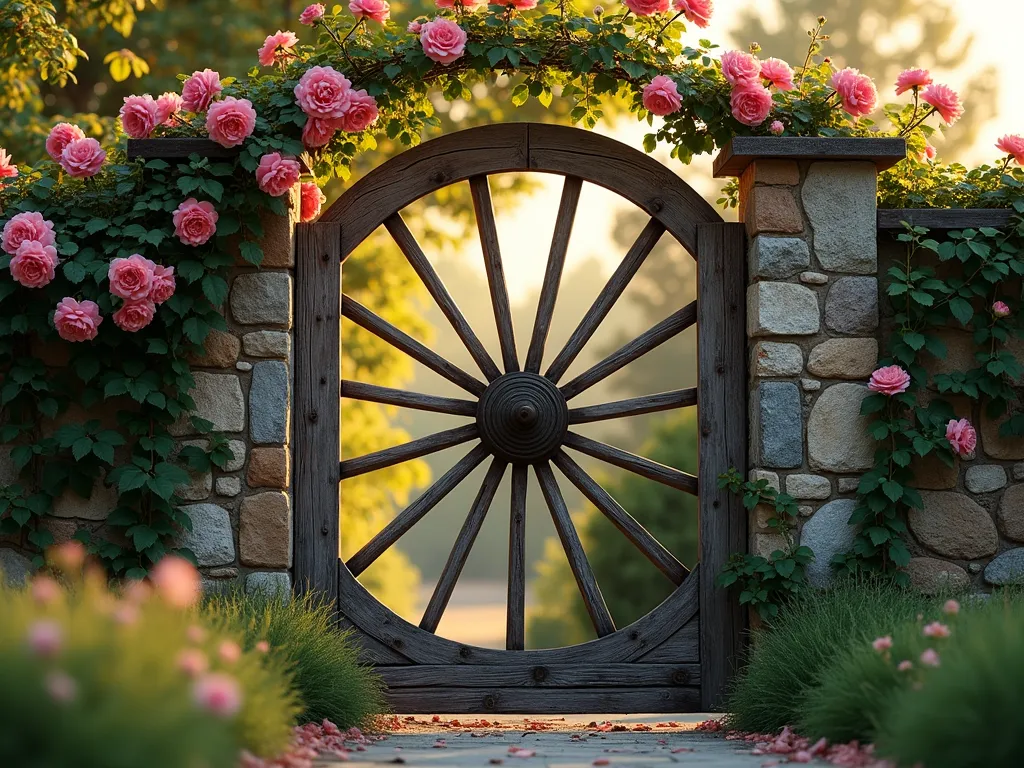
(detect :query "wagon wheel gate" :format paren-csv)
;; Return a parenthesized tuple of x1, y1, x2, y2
(293, 123, 747, 714)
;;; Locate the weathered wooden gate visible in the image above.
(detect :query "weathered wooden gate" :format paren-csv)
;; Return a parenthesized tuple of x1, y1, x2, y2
(293, 123, 747, 713)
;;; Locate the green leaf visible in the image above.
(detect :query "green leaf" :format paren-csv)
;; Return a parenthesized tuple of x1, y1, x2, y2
(201, 275, 228, 306)
(238, 241, 263, 265)
(949, 297, 974, 326)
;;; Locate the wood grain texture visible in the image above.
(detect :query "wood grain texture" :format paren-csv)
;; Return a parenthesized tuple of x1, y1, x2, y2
(341, 380, 477, 416)
(340, 423, 479, 480)
(337, 617, 415, 666)
(635, 618, 700, 664)
(379, 663, 700, 688)
(877, 208, 1014, 230)
(568, 388, 698, 424)
(696, 222, 748, 710)
(713, 136, 907, 177)
(563, 432, 698, 495)
(383, 686, 701, 714)
(507, 465, 528, 651)
(293, 222, 341, 606)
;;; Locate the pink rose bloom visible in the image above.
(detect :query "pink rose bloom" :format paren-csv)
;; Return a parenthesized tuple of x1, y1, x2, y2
(919, 143, 937, 162)
(151, 556, 201, 608)
(113, 300, 155, 332)
(54, 298, 102, 342)
(0, 147, 16, 179)
(27, 620, 63, 658)
(108, 254, 155, 300)
(831, 68, 878, 117)
(943, 599, 960, 616)
(2, 211, 55, 254)
(921, 83, 963, 125)
(760, 58, 794, 91)
(300, 181, 327, 222)
(156, 91, 183, 125)
(206, 97, 256, 148)
(721, 50, 760, 86)
(178, 648, 209, 677)
(488, 0, 537, 8)
(300, 3, 326, 24)
(49, 541, 86, 572)
(150, 264, 176, 304)
(919, 648, 940, 667)
(871, 636, 892, 653)
(769, 120, 785, 135)
(181, 69, 222, 113)
(187, 625, 207, 644)
(946, 418, 976, 458)
(895, 68, 932, 96)
(258, 30, 299, 67)
(173, 198, 219, 246)
(867, 365, 910, 396)
(10, 240, 59, 288)
(338, 90, 379, 132)
(672, 0, 712, 27)
(730, 84, 773, 126)
(350, 0, 390, 22)
(295, 66, 353, 120)
(993, 300, 1011, 318)
(623, 0, 668, 14)
(256, 152, 302, 197)
(31, 576, 62, 605)
(438, 0, 485, 7)
(193, 673, 243, 718)
(642, 75, 682, 116)
(255, 640, 270, 653)
(897, 660, 913, 672)
(45, 123, 85, 163)
(219, 640, 242, 664)
(420, 18, 468, 65)
(60, 137, 106, 178)
(922, 622, 950, 639)
(996, 134, 1024, 165)
(46, 671, 78, 704)
(119, 94, 162, 139)
(408, 20, 423, 32)
(302, 116, 337, 149)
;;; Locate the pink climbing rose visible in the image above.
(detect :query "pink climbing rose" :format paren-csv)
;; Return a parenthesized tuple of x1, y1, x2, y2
(920, 649, 941, 667)
(996, 134, 1024, 165)
(720, 50, 760, 86)
(943, 599, 961, 615)
(53, 298, 103, 342)
(623, 0, 668, 15)
(642, 75, 682, 116)
(921, 83, 963, 125)
(993, 300, 1011, 318)
(349, 0, 390, 22)
(2, 211, 55, 254)
(119, 94, 162, 139)
(108, 254, 155, 300)
(0, 147, 16, 179)
(760, 58, 794, 91)
(300, 3, 326, 24)
(150, 265, 176, 304)
(867, 365, 910, 396)
(919, 143, 937, 162)
(10, 240, 59, 288)
(946, 418, 976, 458)
(256, 152, 302, 197)
(151, 556, 202, 608)
(730, 84, 773, 126)
(258, 30, 299, 67)
(113, 299, 156, 332)
(897, 660, 913, 672)
(769, 120, 785, 135)
(27, 621, 63, 658)
(895, 68, 932, 96)
(831, 68, 878, 117)
(419, 18, 467, 64)
(300, 182, 327, 222)
(672, 0, 712, 28)
(338, 90, 379, 133)
(193, 673, 243, 718)
(922, 622, 951, 639)
(295, 66, 353, 120)
(178, 649, 209, 677)
(172, 198, 219, 246)
(156, 91, 183, 125)
(302, 116, 337, 148)
(181, 69, 222, 113)
(206, 97, 256, 148)
(45, 123, 86, 163)
(407, 19, 423, 32)
(60, 137, 106, 178)
(872, 636, 892, 653)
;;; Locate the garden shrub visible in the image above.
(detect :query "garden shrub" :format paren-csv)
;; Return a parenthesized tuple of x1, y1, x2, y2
(0, 544, 300, 768)
(203, 589, 386, 727)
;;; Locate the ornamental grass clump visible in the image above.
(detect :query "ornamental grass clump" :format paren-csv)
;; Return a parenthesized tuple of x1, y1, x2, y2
(0, 543, 300, 768)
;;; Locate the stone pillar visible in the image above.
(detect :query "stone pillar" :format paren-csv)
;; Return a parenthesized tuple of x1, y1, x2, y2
(713, 137, 905, 581)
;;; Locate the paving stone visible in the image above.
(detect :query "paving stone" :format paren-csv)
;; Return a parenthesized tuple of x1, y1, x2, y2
(997, 484, 1024, 542)
(747, 282, 820, 337)
(749, 236, 810, 279)
(824, 277, 878, 335)
(801, 499, 858, 588)
(187, 329, 240, 368)
(224, 440, 246, 472)
(0, 548, 32, 585)
(230, 272, 292, 326)
(242, 330, 291, 358)
(964, 465, 1007, 494)
(802, 161, 877, 274)
(785, 474, 831, 500)
(837, 477, 860, 493)
(807, 338, 878, 379)
(980, 410, 1024, 460)
(176, 503, 235, 566)
(250, 361, 289, 444)
(751, 341, 803, 377)
(757, 382, 802, 469)
(910, 492, 998, 560)
(907, 557, 971, 595)
(50, 477, 117, 520)
(748, 469, 780, 492)
(799, 271, 828, 285)
(216, 477, 242, 497)
(247, 446, 289, 488)
(752, 159, 800, 185)
(984, 548, 1024, 586)
(807, 383, 875, 472)
(170, 373, 245, 436)
(245, 571, 292, 602)
(240, 492, 291, 567)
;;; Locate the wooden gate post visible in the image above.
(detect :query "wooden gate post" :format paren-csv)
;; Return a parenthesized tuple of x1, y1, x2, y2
(293, 222, 342, 606)
(697, 221, 748, 711)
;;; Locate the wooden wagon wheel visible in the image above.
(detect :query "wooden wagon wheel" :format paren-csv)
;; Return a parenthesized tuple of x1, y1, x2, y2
(330, 123, 723, 652)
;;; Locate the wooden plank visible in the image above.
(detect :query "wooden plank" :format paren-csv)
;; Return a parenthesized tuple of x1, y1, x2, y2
(383, 686, 701, 714)
(507, 465, 528, 651)
(635, 617, 700, 664)
(696, 222, 748, 711)
(337, 617, 414, 666)
(293, 222, 341, 606)
(568, 389, 698, 424)
(877, 208, 1013, 230)
(378, 663, 700, 688)
(713, 136, 907, 177)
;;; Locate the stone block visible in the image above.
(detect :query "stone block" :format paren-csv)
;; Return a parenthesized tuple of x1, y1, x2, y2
(230, 187, 298, 268)
(984, 549, 1024, 586)
(981, 410, 1024, 460)
(170, 373, 245, 436)
(245, 571, 292, 602)
(751, 159, 800, 185)
(746, 186, 804, 236)
(176, 469, 212, 502)
(807, 338, 878, 379)
(247, 446, 289, 488)
(910, 492, 998, 560)
(907, 557, 971, 595)
(225, 440, 246, 472)
(825, 277, 878, 335)
(757, 382, 803, 469)
(236, 362, 253, 372)
(837, 477, 860, 494)
(751, 342, 803, 377)
(752, 533, 789, 558)
(997, 485, 1024, 542)
(749, 469, 780, 492)
(0, 548, 32, 585)
(1015, 463, 1024, 481)
(239, 492, 291, 568)
(785, 474, 832, 500)
(216, 477, 242, 497)
(801, 499, 858, 588)
(230, 272, 292, 327)
(799, 271, 828, 285)
(177, 503, 235, 566)
(802, 161, 877, 274)
(250, 362, 289, 444)
(747, 282, 820, 337)
(750, 236, 810, 279)
(807, 383, 875, 472)
(51, 478, 117, 520)
(187, 329, 240, 368)
(921, 330, 977, 381)
(242, 331, 291, 359)
(907, 452, 959, 490)
(801, 379, 821, 391)
(965, 465, 1006, 494)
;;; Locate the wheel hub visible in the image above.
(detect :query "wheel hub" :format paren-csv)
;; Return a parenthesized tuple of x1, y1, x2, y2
(477, 372, 568, 464)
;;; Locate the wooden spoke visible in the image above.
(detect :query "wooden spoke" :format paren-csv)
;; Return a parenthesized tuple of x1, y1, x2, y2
(384, 214, 502, 381)
(563, 432, 698, 495)
(568, 388, 698, 424)
(545, 219, 665, 384)
(346, 444, 489, 576)
(470, 176, 519, 373)
(525, 176, 583, 374)
(342, 294, 486, 396)
(340, 423, 479, 480)
(561, 301, 697, 400)
(341, 380, 477, 417)
(507, 464, 528, 651)
(535, 462, 615, 638)
(420, 458, 508, 633)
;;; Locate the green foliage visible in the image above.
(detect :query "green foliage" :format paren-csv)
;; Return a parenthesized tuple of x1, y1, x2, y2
(203, 590, 386, 727)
